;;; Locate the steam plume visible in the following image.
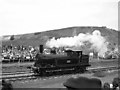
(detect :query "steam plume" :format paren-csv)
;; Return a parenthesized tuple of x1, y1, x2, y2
(45, 30, 109, 57)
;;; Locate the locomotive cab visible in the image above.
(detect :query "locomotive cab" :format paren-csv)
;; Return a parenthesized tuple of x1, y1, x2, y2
(65, 50, 82, 57)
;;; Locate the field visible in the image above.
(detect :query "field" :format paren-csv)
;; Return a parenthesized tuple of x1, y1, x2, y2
(2, 62, 33, 73)
(11, 70, 118, 88)
(1, 59, 119, 89)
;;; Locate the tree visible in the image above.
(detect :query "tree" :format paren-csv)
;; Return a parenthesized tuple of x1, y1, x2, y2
(10, 35, 14, 40)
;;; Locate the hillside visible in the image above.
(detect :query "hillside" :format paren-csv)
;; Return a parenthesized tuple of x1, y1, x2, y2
(2, 26, 119, 48)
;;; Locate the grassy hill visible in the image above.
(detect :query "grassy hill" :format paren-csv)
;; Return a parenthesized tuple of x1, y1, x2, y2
(2, 26, 119, 48)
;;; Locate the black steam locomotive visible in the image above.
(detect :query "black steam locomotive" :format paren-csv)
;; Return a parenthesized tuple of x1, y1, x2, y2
(32, 45, 90, 76)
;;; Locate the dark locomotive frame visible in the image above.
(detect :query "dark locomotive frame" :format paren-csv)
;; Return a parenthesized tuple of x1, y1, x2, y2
(32, 45, 91, 76)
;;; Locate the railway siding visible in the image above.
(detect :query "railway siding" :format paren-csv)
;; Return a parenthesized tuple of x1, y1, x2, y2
(1, 66, 119, 81)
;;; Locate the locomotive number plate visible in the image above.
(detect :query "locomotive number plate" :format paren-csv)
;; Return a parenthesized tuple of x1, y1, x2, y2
(67, 60, 71, 63)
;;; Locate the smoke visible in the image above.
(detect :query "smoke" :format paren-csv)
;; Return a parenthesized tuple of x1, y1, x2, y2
(45, 30, 109, 57)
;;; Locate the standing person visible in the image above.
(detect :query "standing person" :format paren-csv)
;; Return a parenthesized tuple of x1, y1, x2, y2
(2, 80, 13, 90)
(103, 82, 110, 90)
(112, 77, 120, 90)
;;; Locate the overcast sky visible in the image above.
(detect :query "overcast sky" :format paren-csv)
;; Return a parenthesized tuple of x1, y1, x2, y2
(0, 0, 118, 36)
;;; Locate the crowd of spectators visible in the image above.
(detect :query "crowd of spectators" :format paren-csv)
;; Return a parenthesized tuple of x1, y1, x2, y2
(1, 45, 39, 63)
(1, 44, 119, 63)
(1, 45, 70, 63)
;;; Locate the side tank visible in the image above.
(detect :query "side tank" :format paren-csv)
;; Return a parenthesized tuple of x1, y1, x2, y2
(32, 45, 90, 75)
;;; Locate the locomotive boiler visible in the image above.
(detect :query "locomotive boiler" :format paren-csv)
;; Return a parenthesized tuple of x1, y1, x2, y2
(32, 45, 91, 76)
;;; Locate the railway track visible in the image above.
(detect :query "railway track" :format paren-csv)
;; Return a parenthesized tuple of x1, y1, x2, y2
(1, 66, 119, 82)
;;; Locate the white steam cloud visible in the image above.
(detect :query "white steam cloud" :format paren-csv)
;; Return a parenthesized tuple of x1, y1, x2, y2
(45, 30, 109, 57)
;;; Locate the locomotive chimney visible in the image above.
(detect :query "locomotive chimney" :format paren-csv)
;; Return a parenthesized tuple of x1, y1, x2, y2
(39, 45, 44, 53)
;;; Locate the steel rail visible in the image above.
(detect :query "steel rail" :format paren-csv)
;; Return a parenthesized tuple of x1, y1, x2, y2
(1, 66, 119, 81)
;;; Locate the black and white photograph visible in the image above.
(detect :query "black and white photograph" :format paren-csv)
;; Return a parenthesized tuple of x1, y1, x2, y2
(0, 0, 119, 90)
